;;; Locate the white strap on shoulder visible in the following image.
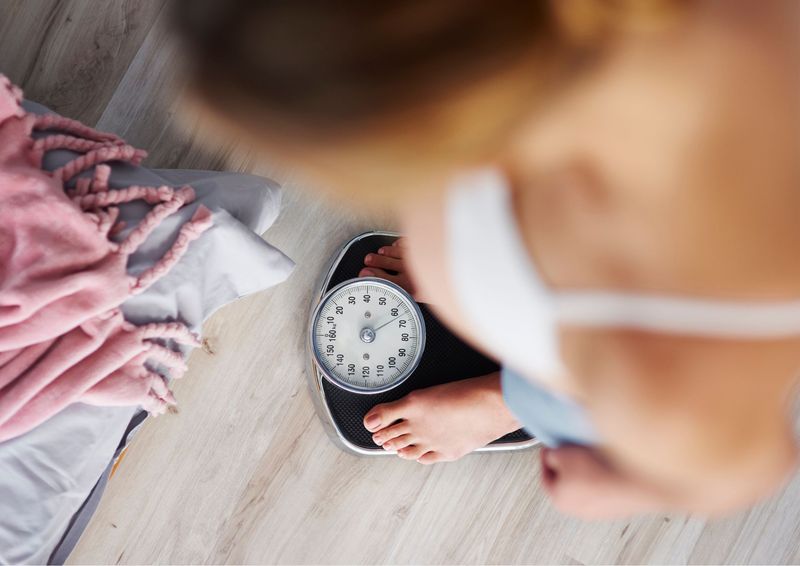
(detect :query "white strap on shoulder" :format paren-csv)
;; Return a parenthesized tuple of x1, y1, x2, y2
(446, 169, 565, 379)
(447, 167, 800, 384)
(556, 292, 800, 338)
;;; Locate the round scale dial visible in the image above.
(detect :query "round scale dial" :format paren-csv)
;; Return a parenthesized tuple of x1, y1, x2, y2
(310, 277, 426, 393)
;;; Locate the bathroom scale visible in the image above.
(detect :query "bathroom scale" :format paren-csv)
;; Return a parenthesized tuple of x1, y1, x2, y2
(307, 231, 537, 456)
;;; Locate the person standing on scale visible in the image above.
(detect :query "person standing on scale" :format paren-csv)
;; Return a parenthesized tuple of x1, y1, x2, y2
(175, 0, 800, 518)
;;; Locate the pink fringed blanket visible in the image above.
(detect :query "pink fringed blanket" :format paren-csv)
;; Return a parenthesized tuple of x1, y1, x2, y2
(0, 75, 212, 442)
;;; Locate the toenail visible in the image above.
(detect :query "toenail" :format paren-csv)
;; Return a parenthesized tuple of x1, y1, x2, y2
(361, 268, 374, 277)
(365, 255, 374, 264)
(365, 413, 381, 430)
(372, 434, 382, 445)
(378, 247, 385, 255)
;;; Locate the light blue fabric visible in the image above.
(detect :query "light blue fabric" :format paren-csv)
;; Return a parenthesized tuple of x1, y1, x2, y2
(502, 369, 599, 448)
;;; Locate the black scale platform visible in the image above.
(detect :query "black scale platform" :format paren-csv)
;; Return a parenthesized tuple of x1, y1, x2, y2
(318, 233, 533, 451)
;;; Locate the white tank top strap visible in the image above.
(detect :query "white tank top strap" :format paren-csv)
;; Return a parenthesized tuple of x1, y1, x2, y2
(555, 292, 800, 338)
(446, 167, 800, 381)
(446, 168, 565, 380)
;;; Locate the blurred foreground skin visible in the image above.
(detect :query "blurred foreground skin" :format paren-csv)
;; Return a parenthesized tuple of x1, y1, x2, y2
(177, 0, 800, 518)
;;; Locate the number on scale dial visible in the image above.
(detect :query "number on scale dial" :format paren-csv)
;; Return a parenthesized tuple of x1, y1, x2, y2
(312, 278, 424, 393)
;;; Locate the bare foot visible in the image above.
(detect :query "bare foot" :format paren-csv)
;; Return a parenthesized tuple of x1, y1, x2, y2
(359, 238, 428, 302)
(363, 372, 521, 464)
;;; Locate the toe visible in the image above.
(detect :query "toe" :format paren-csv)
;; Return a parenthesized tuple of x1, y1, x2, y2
(417, 451, 444, 465)
(371, 421, 410, 446)
(365, 253, 402, 272)
(397, 444, 427, 460)
(382, 434, 415, 451)
(364, 399, 407, 432)
(378, 244, 404, 259)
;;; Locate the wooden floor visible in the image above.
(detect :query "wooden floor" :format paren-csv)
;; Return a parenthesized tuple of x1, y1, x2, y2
(3, 1, 800, 564)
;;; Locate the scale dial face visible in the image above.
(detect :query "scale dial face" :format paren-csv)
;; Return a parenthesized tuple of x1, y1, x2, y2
(311, 277, 426, 394)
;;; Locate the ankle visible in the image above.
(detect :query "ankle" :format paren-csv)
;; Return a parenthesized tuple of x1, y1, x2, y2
(476, 372, 522, 435)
